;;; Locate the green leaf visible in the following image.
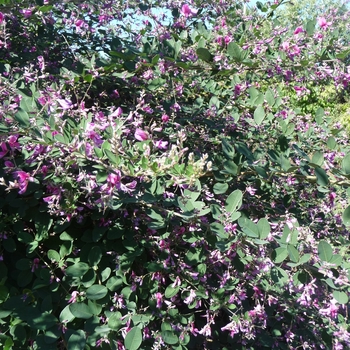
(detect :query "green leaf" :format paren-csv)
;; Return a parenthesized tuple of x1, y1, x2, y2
(333, 290, 348, 304)
(312, 151, 324, 166)
(342, 153, 350, 175)
(47, 249, 61, 262)
(14, 108, 30, 127)
(327, 136, 337, 150)
(86, 285, 108, 300)
(273, 247, 288, 263)
(196, 48, 212, 62)
(329, 254, 342, 266)
(305, 19, 316, 36)
(125, 327, 142, 350)
(69, 303, 93, 319)
(227, 42, 243, 62)
(257, 218, 270, 239)
(88, 246, 102, 267)
(65, 262, 89, 278)
(108, 312, 123, 330)
(254, 105, 265, 125)
(287, 245, 300, 263)
(213, 182, 228, 194)
(343, 205, 350, 226)
(67, 330, 86, 350)
(165, 285, 180, 298)
(265, 88, 275, 107)
(315, 167, 329, 186)
(225, 190, 243, 213)
(210, 222, 228, 239)
(315, 107, 324, 125)
(318, 240, 333, 262)
(162, 330, 179, 345)
(222, 138, 235, 159)
(106, 276, 123, 291)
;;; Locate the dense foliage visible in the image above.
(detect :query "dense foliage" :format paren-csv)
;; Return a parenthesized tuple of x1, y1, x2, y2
(1, 0, 350, 349)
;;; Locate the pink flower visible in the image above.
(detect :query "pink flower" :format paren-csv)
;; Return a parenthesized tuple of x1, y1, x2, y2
(181, 4, 198, 17)
(294, 26, 303, 35)
(135, 128, 149, 141)
(161, 114, 169, 123)
(0, 12, 4, 24)
(20, 9, 32, 19)
(154, 140, 168, 150)
(318, 17, 331, 29)
(14, 171, 33, 194)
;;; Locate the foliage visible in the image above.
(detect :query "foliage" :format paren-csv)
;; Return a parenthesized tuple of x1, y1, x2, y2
(0, 1, 350, 349)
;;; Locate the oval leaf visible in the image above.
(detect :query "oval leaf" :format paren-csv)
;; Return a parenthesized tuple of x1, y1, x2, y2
(125, 327, 142, 350)
(254, 105, 265, 125)
(86, 285, 108, 300)
(318, 240, 333, 262)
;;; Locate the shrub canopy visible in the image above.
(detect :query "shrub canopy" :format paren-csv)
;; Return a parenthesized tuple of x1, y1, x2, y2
(1, 1, 350, 349)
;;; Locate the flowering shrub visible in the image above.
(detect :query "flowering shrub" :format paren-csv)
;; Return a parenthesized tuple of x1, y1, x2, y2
(0, 1, 350, 349)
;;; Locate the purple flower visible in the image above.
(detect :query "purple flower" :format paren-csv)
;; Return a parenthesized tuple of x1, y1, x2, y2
(181, 4, 198, 17)
(57, 98, 73, 110)
(135, 128, 149, 141)
(0, 12, 4, 24)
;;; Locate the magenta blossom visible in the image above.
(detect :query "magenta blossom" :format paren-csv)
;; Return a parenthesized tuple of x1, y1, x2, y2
(20, 9, 32, 19)
(181, 4, 198, 17)
(294, 26, 303, 35)
(318, 17, 331, 29)
(14, 171, 33, 194)
(0, 12, 4, 24)
(135, 128, 149, 141)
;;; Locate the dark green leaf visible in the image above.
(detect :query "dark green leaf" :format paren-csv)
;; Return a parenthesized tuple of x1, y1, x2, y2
(86, 285, 108, 300)
(196, 48, 212, 62)
(315, 167, 329, 186)
(67, 330, 86, 350)
(69, 303, 93, 319)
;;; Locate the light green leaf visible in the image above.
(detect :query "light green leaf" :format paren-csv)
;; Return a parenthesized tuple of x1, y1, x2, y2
(287, 245, 300, 263)
(254, 106, 265, 125)
(343, 205, 350, 226)
(342, 153, 350, 175)
(227, 42, 243, 62)
(312, 151, 324, 166)
(125, 327, 142, 350)
(213, 182, 228, 194)
(333, 290, 348, 304)
(318, 240, 333, 262)
(273, 247, 289, 263)
(257, 218, 270, 239)
(225, 190, 243, 213)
